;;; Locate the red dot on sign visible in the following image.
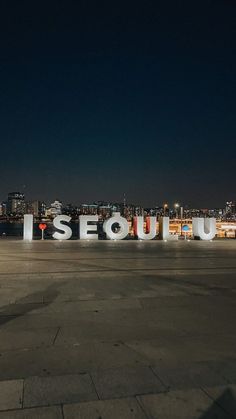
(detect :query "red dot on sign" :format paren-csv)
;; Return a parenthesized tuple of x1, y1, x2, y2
(39, 223, 47, 231)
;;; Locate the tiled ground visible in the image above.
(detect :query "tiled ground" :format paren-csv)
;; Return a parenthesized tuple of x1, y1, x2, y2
(0, 239, 235, 418)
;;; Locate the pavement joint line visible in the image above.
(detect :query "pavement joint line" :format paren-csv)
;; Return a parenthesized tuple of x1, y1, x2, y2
(89, 372, 101, 401)
(200, 386, 235, 419)
(1, 267, 236, 276)
(61, 403, 65, 419)
(121, 341, 155, 364)
(149, 365, 169, 390)
(10, 296, 142, 304)
(0, 407, 24, 413)
(0, 392, 170, 412)
(0, 391, 182, 414)
(0, 403, 63, 413)
(2, 255, 236, 260)
(0, 293, 233, 307)
(135, 395, 150, 419)
(53, 327, 61, 345)
(21, 378, 25, 409)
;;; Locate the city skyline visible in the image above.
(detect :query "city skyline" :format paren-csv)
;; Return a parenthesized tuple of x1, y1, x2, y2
(0, 190, 235, 212)
(2, 191, 236, 210)
(0, 2, 236, 207)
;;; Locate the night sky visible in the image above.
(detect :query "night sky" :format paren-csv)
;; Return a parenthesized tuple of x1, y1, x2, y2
(0, 1, 235, 208)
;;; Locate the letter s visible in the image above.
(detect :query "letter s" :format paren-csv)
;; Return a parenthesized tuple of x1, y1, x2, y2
(53, 215, 72, 240)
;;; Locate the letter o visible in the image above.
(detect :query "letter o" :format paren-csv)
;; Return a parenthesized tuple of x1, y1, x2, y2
(103, 213, 129, 240)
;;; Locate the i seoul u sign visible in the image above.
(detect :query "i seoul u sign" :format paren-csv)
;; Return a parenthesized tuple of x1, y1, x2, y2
(23, 213, 217, 241)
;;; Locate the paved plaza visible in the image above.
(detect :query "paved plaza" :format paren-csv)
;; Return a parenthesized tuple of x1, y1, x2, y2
(0, 239, 235, 418)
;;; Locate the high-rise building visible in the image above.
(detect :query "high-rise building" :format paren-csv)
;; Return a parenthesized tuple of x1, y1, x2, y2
(226, 201, 235, 215)
(46, 200, 63, 218)
(7, 192, 25, 216)
(0, 202, 7, 216)
(27, 200, 46, 217)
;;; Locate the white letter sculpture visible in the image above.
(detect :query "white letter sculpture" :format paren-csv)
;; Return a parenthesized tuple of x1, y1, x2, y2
(159, 217, 170, 240)
(79, 215, 98, 240)
(23, 214, 33, 241)
(192, 218, 216, 240)
(134, 216, 156, 240)
(53, 215, 72, 240)
(103, 212, 129, 240)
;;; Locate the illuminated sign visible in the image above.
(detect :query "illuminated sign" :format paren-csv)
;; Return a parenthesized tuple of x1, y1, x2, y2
(23, 213, 217, 242)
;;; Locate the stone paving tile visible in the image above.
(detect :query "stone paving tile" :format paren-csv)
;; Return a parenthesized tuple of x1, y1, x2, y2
(0, 328, 58, 351)
(138, 388, 230, 419)
(138, 286, 189, 298)
(139, 295, 236, 309)
(125, 305, 235, 338)
(0, 379, 23, 411)
(0, 259, 114, 275)
(125, 334, 236, 365)
(52, 308, 187, 345)
(2, 314, 61, 330)
(3, 305, 189, 333)
(0, 342, 148, 381)
(63, 397, 147, 419)
(0, 406, 63, 418)
(152, 362, 228, 390)
(23, 373, 97, 408)
(3, 303, 234, 339)
(204, 359, 236, 384)
(125, 339, 168, 365)
(55, 324, 178, 345)
(27, 298, 143, 314)
(203, 385, 236, 417)
(91, 365, 166, 399)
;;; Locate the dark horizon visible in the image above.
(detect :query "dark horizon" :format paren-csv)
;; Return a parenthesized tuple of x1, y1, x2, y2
(1, 1, 236, 208)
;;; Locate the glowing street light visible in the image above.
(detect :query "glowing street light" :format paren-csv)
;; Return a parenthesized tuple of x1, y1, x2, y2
(163, 203, 168, 216)
(174, 203, 180, 219)
(174, 203, 183, 236)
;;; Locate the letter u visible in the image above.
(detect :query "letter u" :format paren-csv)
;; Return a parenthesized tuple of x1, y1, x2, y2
(134, 216, 156, 240)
